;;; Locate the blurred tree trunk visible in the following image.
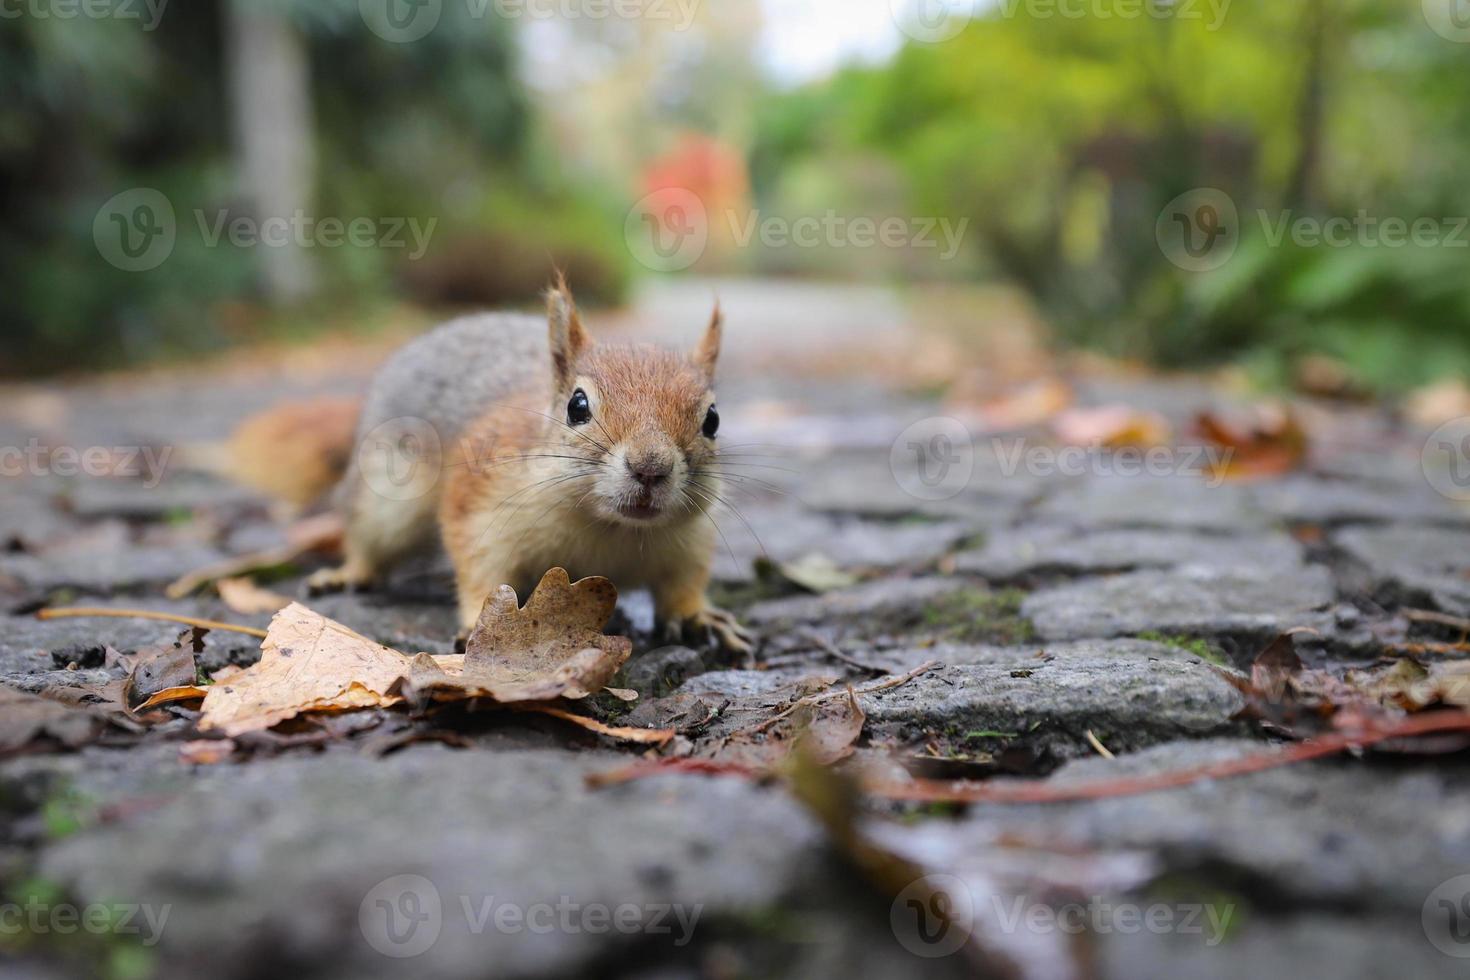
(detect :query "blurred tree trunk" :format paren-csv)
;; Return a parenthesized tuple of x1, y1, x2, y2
(1286, 0, 1327, 211)
(224, 0, 316, 303)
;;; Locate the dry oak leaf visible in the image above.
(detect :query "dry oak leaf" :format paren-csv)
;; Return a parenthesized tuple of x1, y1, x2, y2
(1195, 406, 1307, 481)
(198, 602, 425, 736)
(393, 568, 631, 704)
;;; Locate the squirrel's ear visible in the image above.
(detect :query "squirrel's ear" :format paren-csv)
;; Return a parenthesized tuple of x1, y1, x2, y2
(692, 301, 722, 383)
(546, 279, 590, 388)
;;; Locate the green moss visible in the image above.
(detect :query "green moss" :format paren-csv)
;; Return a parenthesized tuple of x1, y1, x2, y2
(40, 788, 97, 841)
(920, 587, 1037, 645)
(1136, 631, 1228, 666)
(0, 875, 159, 980)
(1145, 872, 1249, 945)
(707, 577, 787, 612)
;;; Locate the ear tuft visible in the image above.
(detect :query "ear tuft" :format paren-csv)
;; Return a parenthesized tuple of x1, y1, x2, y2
(692, 300, 722, 383)
(546, 275, 590, 388)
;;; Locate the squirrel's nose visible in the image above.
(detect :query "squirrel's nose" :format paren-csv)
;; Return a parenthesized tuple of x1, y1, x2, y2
(626, 455, 672, 489)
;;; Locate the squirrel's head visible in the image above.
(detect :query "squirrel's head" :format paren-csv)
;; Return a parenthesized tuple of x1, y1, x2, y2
(545, 281, 722, 528)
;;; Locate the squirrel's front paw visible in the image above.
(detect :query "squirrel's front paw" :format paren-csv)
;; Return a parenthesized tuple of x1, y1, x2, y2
(665, 606, 754, 655)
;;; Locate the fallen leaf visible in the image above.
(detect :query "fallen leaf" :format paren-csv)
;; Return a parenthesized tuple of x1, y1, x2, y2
(216, 577, 293, 615)
(123, 629, 203, 711)
(966, 378, 1073, 432)
(1196, 406, 1307, 481)
(136, 686, 208, 710)
(1249, 632, 1303, 702)
(1405, 378, 1470, 429)
(196, 570, 635, 737)
(179, 739, 235, 764)
(1359, 658, 1470, 712)
(1051, 405, 1171, 448)
(393, 568, 631, 704)
(198, 602, 418, 736)
(754, 553, 857, 594)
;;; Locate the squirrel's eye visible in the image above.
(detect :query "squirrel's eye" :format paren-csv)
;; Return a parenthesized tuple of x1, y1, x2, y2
(567, 389, 591, 426)
(702, 404, 719, 439)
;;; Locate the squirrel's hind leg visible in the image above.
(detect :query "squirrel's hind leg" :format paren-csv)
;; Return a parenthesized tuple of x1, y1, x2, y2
(308, 466, 441, 595)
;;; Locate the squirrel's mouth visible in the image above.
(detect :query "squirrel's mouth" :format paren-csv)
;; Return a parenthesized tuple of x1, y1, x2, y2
(615, 500, 663, 521)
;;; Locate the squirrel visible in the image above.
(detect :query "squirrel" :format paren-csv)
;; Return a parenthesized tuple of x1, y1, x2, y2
(304, 279, 753, 654)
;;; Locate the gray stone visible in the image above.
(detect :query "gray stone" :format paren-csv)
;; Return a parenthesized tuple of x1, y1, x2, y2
(1023, 566, 1336, 642)
(745, 577, 1037, 647)
(618, 645, 710, 698)
(0, 489, 79, 552)
(1033, 475, 1267, 533)
(944, 739, 1470, 914)
(1254, 475, 1470, 527)
(859, 659, 1244, 761)
(0, 600, 235, 676)
(744, 576, 969, 630)
(678, 667, 838, 700)
(28, 747, 841, 980)
(709, 501, 974, 582)
(0, 539, 227, 595)
(1099, 913, 1456, 980)
(955, 525, 1302, 582)
(1334, 524, 1470, 615)
(795, 447, 1043, 521)
(865, 637, 1224, 674)
(66, 472, 266, 520)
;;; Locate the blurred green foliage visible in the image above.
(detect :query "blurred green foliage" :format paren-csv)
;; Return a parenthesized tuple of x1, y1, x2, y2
(751, 0, 1470, 392)
(0, 0, 626, 376)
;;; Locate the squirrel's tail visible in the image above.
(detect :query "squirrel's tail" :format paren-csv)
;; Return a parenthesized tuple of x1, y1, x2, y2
(181, 396, 361, 510)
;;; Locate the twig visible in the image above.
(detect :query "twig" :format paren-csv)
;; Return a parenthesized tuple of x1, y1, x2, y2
(745, 661, 939, 738)
(512, 705, 674, 745)
(164, 513, 342, 598)
(1404, 608, 1470, 632)
(800, 629, 890, 675)
(871, 711, 1470, 804)
(1084, 729, 1115, 760)
(848, 660, 940, 697)
(1384, 640, 1470, 657)
(589, 711, 1470, 806)
(36, 607, 267, 639)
